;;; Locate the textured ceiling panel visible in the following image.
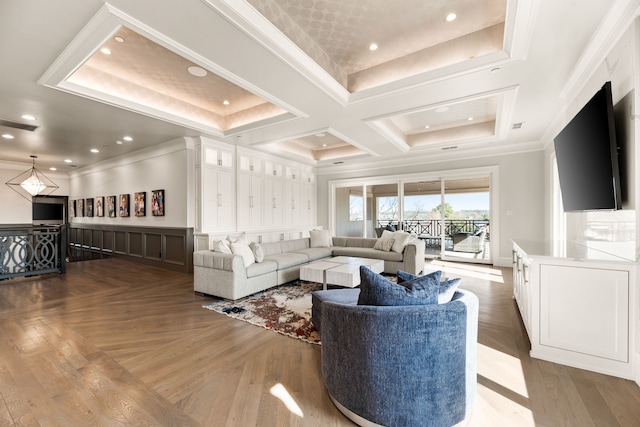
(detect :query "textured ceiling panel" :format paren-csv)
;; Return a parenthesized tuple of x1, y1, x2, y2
(68, 26, 286, 131)
(248, 0, 507, 91)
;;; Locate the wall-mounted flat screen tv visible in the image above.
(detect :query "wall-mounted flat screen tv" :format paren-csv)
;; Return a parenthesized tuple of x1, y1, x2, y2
(32, 202, 64, 221)
(553, 81, 621, 212)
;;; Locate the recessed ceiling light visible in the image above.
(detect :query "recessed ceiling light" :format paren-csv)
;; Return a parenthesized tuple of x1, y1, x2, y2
(116, 140, 123, 145)
(90, 148, 99, 153)
(435, 106, 450, 113)
(322, 144, 327, 147)
(64, 159, 72, 163)
(223, 100, 230, 105)
(446, 13, 457, 22)
(101, 47, 112, 55)
(114, 36, 125, 43)
(468, 117, 474, 121)
(2, 134, 14, 139)
(123, 136, 133, 141)
(424, 125, 430, 129)
(49, 167, 57, 171)
(21, 114, 36, 121)
(187, 65, 207, 77)
(369, 43, 378, 51)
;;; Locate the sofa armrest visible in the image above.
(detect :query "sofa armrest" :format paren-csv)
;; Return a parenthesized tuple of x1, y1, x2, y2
(402, 241, 425, 275)
(193, 250, 246, 273)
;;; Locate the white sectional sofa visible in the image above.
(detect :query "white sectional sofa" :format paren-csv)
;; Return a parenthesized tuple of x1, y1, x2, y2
(193, 235, 425, 300)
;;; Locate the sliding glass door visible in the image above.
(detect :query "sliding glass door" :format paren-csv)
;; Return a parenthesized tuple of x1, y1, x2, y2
(441, 177, 490, 263)
(330, 168, 494, 265)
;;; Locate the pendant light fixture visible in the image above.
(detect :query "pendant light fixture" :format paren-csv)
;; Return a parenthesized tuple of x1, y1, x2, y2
(5, 155, 59, 202)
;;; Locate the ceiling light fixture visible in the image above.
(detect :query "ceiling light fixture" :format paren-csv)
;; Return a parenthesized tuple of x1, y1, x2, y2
(322, 144, 327, 147)
(223, 100, 230, 105)
(116, 140, 123, 145)
(468, 117, 474, 121)
(100, 47, 112, 55)
(21, 114, 36, 121)
(2, 134, 14, 139)
(114, 36, 125, 43)
(49, 167, 57, 171)
(424, 125, 430, 129)
(187, 65, 207, 77)
(123, 136, 133, 141)
(446, 13, 457, 22)
(5, 155, 59, 201)
(369, 43, 378, 51)
(90, 148, 99, 153)
(64, 159, 72, 163)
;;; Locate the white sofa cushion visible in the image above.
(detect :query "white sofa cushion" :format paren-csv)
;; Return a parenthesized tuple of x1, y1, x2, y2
(310, 229, 332, 248)
(231, 240, 255, 267)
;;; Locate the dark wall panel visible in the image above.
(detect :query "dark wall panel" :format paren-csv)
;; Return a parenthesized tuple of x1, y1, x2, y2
(144, 233, 162, 261)
(70, 224, 193, 273)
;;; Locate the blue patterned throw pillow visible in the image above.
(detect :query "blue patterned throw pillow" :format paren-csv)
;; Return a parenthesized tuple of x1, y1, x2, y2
(357, 266, 439, 306)
(397, 270, 461, 304)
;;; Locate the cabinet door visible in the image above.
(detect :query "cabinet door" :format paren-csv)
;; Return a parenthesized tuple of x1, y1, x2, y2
(264, 178, 284, 227)
(291, 181, 303, 226)
(217, 170, 235, 229)
(237, 173, 263, 229)
(250, 175, 263, 226)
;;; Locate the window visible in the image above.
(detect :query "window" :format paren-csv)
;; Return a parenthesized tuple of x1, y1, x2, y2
(349, 194, 363, 221)
(377, 196, 398, 221)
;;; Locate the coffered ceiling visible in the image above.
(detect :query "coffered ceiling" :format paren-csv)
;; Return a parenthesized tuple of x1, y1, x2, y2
(0, 0, 629, 173)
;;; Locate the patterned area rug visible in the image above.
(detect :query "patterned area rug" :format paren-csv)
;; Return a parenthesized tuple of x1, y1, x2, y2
(203, 281, 323, 345)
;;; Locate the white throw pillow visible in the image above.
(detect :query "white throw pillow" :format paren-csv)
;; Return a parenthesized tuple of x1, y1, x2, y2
(230, 241, 255, 267)
(391, 231, 411, 253)
(211, 239, 232, 254)
(310, 229, 332, 248)
(374, 237, 395, 252)
(249, 242, 264, 263)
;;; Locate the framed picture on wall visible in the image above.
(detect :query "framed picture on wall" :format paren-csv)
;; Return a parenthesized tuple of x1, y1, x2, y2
(69, 200, 76, 217)
(96, 196, 104, 217)
(134, 192, 145, 217)
(85, 198, 94, 217)
(119, 194, 130, 217)
(107, 196, 116, 218)
(76, 199, 83, 217)
(151, 189, 164, 216)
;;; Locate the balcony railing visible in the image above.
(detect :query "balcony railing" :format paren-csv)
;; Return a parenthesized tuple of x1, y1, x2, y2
(377, 219, 490, 239)
(0, 225, 67, 279)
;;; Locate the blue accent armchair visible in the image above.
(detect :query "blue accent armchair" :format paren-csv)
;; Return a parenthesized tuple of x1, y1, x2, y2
(319, 289, 479, 427)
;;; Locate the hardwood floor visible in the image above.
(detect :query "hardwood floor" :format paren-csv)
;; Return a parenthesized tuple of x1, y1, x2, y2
(1, 258, 639, 426)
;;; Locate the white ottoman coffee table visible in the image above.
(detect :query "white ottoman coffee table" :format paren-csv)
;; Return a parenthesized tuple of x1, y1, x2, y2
(300, 256, 384, 290)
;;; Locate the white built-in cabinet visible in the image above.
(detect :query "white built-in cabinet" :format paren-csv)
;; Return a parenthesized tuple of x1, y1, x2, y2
(263, 177, 285, 227)
(196, 143, 235, 234)
(194, 139, 317, 247)
(237, 173, 263, 229)
(512, 240, 637, 381)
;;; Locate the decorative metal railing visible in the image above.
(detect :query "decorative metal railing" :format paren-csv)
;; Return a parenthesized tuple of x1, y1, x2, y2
(377, 219, 490, 239)
(0, 225, 67, 279)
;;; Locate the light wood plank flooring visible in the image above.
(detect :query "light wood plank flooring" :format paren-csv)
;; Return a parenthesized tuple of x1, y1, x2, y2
(1, 258, 639, 426)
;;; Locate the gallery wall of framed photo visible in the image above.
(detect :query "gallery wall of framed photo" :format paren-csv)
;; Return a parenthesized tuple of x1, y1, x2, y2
(71, 189, 165, 220)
